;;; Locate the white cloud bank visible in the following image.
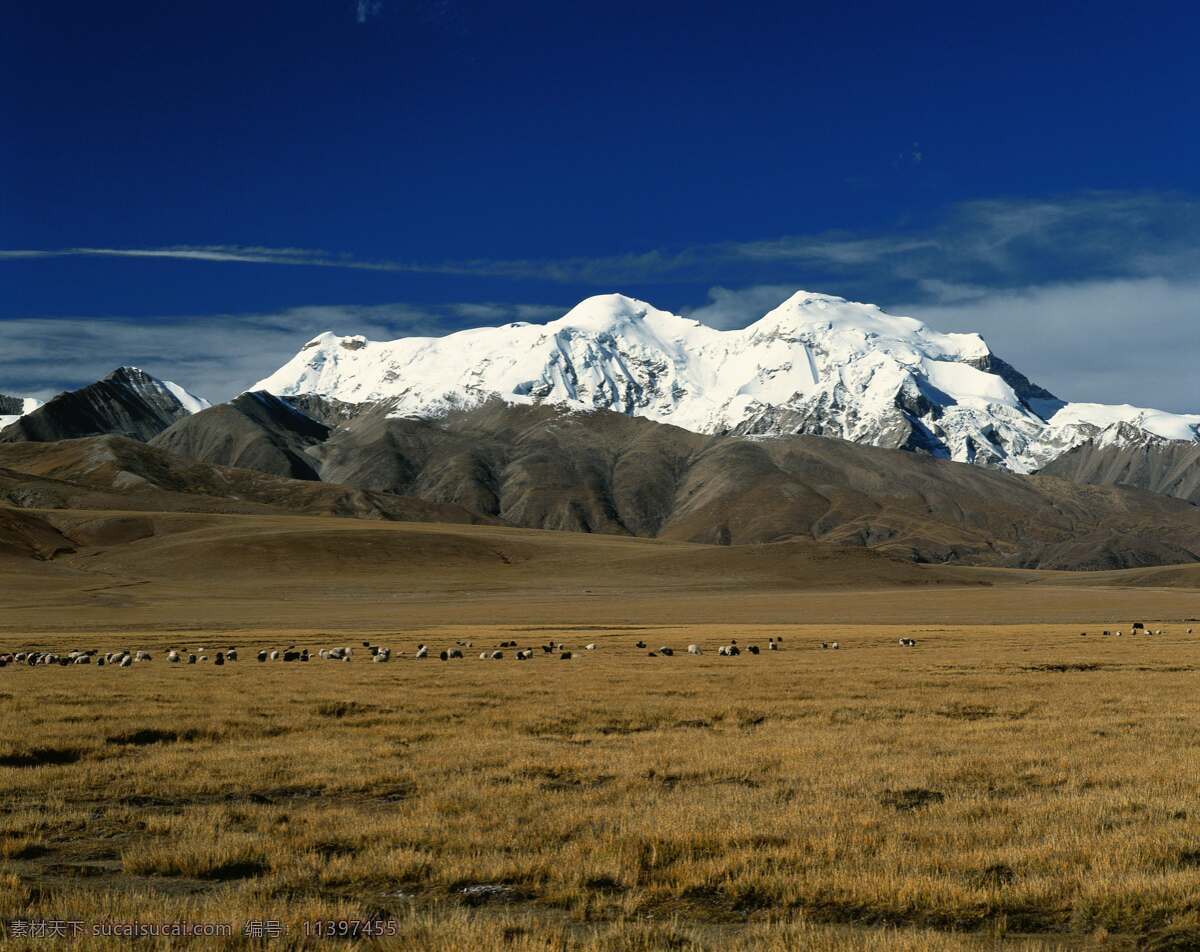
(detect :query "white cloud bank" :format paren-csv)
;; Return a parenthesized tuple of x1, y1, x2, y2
(897, 277, 1200, 414)
(0, 303, 549, 404)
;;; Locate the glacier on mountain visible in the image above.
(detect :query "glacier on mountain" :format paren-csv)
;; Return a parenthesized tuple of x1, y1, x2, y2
(252, 291, 1200, 474)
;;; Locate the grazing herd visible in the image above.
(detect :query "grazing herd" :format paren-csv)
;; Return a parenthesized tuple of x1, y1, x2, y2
(1089, 624, 1193, 638)
(3, 623, 1195, 672)
(0, 647, 237, 668)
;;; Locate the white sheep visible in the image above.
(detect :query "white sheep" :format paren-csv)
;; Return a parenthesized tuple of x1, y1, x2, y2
(688, 644, 702, 655)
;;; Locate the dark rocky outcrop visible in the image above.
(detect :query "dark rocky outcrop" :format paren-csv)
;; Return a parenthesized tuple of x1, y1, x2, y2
(0, 368, 199, 443)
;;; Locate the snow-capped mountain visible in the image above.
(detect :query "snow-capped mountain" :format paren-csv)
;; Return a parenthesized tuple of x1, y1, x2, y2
(0, 367, 210, 443)
(119, 367, 210, 417)
(252, 291, 1200, 473)
(0, 395, 44, 432)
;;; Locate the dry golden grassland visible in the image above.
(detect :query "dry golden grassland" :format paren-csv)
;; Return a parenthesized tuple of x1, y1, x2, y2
(4, 622, 1200, 949)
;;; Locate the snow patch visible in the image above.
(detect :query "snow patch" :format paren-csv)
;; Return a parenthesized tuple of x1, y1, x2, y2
(161, 380, 211, 415)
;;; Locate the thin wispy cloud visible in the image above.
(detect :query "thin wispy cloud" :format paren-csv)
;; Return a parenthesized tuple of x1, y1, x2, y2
(446, 302, 565, 323)
(0, 245, 389, 268)
(7, 192, 1198, 289)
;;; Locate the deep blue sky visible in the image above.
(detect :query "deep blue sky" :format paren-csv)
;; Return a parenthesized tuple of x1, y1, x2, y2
(3, 0, 1199, 405)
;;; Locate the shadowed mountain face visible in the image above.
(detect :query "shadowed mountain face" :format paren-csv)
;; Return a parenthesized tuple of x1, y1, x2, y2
(0, 368, 205, 444)
(0, 395, 24, 416)
(0, 435, 493, 527)
(1040, 437, 1200, 505)
(151, 392, 330, 480)
(132, 399, 1200, 570)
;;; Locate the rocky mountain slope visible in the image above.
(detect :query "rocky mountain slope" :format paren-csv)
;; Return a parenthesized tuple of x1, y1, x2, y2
(253, 291, 1200, 473)
(1041, 427, 1200, 505)
(0, 435, 491, 526)
(0, 368, 209, 443)
(150, 391, 331, 480)
(141, 399, 1200, 569)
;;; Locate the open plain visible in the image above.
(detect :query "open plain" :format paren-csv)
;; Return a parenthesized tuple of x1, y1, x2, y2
(10, 0, 1200, 947)
(3, 513, 1200, 950)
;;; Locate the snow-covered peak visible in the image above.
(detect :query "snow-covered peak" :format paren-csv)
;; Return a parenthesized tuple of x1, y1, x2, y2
(548, 293, 656, 331)
(105, 367, 210, 415)
(302, 332, 367, 352)
(251, 290, 1200, 473)
(752, 291, 990, 359)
